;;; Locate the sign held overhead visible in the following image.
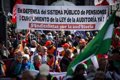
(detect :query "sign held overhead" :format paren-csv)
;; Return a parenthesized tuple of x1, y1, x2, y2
(17, 4, 108, 30)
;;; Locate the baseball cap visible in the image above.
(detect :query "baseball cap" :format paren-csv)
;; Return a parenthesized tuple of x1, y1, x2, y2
(62, 43, 70, 48)
(45, 41, 52, 46)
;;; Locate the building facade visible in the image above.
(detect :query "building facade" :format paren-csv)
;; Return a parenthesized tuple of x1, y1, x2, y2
(3, 0, 120, 17)
(3, 0, 95, 14)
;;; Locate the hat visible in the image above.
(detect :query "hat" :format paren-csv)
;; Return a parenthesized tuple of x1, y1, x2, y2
(45, 41, 52, 46)
(62, 43, 70, 48)
(39, 64, 50, 76)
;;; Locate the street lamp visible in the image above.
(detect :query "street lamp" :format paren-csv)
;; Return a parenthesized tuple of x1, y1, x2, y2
(0, 0, 7, 47)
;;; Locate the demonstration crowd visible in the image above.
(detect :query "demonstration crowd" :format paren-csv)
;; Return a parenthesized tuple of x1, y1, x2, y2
(0, 21, 120, 80)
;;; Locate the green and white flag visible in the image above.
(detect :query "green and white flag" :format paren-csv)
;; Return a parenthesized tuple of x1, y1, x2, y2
(66, 11, 116, 77)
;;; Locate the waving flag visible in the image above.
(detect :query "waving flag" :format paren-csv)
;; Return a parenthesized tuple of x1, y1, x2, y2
(94, 0, 118, 5)
(66, 11, 116, 77)
(12, 0, 22, 24)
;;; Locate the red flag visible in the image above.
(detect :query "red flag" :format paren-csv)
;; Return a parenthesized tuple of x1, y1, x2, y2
(25, 29, 30, 44)
(95, 0, 118, 6)
(96, 0, 109, 6)
(12, 0, 22, 24)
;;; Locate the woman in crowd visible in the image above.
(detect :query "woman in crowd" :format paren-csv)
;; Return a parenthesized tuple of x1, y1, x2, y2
(33, 55, 42, 70)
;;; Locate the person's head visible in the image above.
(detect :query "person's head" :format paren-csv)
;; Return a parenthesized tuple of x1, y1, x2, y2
(24, 47, 30, 54)
(64, 49, 72, 58)
(47, 32, 53, 40)
(41, 34, 46, 39)
(8, 47, 15, 56)
(22, 54, 30, 63)
(33, 55, 42, 64)
(79, 39, 86, 46)
(62, 43, 70, 50)
(94, 31, 98, 36)
(15, 51, 23, 62)
(74, 64, 86, 76)
(22, 70, 35, 80)
(67, 35, 72, 40)
(31, 40, 37, 47)
(98, 58, 108, 71)
(36, 44, 42, 52)
(79, 39, 87, 48)
(41, 46, 48, 55)
(44, 40, 52, 48)
(73, 49, 78, 59)
(94, 71, 105, 80)
(75, 36, 81, 42)
(86, 31, 91, 37)
(39, 64, 50, 76)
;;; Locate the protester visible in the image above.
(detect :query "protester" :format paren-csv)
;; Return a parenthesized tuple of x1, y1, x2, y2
(1, 17, 120, 80)
(67, 64, 87, 80)
(97, 58, 108, 71)
(0, 41, 10, 59)
(61, 43, 70, 56)
(47, 54, 61, 72)
(106, 48, 120, 80)
(60, 49, 72, 72)
(86, 65, 96, 80)
(9, 51, 23, 77)
(24, 46, 30, 55)
(22, 70, 35, 80)
(41, 46, 48, 63)
(21, 54, 35, 72)
(35, 64, 57, 80)
(0, 56, 6, 77)
(73, 36, 81, 47)
(45, 40, 56, 55)
(79, 39, 87, 52)
(93, 71, 106, 80)
(33, 55, 42, 70)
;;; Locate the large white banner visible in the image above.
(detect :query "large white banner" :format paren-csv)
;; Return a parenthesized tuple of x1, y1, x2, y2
(17, 4, 108, 30)
(19, 70, 66, 80)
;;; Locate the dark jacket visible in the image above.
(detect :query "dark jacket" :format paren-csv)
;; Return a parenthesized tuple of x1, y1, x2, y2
(60, 57, 72, 72)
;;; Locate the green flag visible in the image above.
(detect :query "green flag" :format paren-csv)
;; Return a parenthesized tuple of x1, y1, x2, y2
(67, 11, 116, 76)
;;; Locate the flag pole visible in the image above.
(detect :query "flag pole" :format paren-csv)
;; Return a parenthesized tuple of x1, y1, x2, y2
(53, 40, 58, 72)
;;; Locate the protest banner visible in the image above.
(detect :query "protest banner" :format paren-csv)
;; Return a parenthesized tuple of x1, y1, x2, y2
(17, 4, 108, 30)
(18, 70, 66, 80)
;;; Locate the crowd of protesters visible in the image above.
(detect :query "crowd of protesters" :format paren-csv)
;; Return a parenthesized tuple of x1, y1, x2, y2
(0, 20, 120, 80)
